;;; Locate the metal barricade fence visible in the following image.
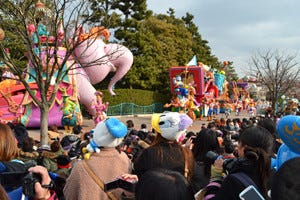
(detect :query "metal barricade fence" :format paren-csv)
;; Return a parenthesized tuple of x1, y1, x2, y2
(107, 103, 163, 116)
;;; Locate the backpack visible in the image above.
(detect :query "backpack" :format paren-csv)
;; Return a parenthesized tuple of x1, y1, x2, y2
(196, 172, 260, 200)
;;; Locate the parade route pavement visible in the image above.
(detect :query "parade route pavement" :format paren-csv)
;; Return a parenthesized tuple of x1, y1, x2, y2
(28, 110, 252, 142)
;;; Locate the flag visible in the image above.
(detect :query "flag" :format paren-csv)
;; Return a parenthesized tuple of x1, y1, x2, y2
(187, 55, 197, 66)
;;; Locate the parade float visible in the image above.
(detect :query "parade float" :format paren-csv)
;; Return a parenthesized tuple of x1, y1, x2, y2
(167, 57, 263, 119)
(0, 53, 82, 128)
(167, 57, 227, 120)
(0, 4, 133, 127)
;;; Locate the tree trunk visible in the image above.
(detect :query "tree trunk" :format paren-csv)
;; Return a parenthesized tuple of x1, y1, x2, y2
(40, 105, 49, 145)
(271, 99, 276, 115)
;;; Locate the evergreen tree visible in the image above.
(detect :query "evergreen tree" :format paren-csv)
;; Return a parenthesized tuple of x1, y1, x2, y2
(87, 0, 121, 28)
(224, 61, 239, 81)
(123, 14, 193, 93)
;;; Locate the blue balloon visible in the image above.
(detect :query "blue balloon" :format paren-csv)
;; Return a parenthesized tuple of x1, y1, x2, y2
(276, 115, 300, 154)
(272, 143, 300, 170)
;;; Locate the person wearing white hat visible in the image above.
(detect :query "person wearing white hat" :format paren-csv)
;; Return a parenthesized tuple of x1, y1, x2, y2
(134, 112, 202, 194)
(63, 118, 132, 200)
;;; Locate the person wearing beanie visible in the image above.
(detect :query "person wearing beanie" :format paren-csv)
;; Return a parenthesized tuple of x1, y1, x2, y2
(41, 141, 65, 172)
(134, 112, 202, 194)
(54, 155, 72, 178)
(63, 117, 132, 200)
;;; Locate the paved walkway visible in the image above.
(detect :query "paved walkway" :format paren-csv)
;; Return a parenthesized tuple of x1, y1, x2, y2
(28, 110, 251, 141)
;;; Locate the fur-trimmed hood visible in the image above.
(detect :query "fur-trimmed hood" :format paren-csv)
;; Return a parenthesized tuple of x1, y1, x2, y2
(41, 148, 64, 159)
(19, 150, 39, 158)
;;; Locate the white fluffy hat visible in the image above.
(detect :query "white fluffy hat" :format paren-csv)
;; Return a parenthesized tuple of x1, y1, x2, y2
(151, 112, 193, 141)
(86, 118, 127, 153)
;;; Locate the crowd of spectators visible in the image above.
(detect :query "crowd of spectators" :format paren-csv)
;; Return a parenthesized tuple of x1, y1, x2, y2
(0, 111, 299, 200)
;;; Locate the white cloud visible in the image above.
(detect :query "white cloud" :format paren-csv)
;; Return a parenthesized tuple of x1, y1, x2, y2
(147, 0, 300, 77)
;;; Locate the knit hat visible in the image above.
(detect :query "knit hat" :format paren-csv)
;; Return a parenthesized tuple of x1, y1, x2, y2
(151, 112, 193, 141)
(56, 155, 71, 168)
(86, 117, 127, 153)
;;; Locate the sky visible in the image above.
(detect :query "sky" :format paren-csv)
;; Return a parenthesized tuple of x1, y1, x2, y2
(147, 0, 300, 76)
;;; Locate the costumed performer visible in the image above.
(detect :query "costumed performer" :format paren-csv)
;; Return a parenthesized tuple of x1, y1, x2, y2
(61, 95, 77, 134)
(91, 91, 109, 126)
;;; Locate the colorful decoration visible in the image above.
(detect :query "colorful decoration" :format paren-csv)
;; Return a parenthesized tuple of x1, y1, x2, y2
(73, 26, 133, 98)
(0, 20, 133, 127)
(169, 63, 226, 119)
(19, 47, 82, 127)
(247, 99, 256, 117)
(214, 73, 225, 93)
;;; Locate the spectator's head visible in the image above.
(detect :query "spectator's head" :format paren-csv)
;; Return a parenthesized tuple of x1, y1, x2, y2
(135, 169, 194, 200)
(21, 137, 35, 152)
(207, 122, 216, 130)
(141, 123, 147, 129)
(151, 112, 193, 142)
(56, 155, 71, 169)
(86, 117, 127, 153)
(223, 138, 235, 154)
(60, 135, 79, 151)
(271, 157, 300, 200)
(185, 131, 196, 139)
(192, 128, 221, 161)
(238, 126, 273, 158)
(226, 119, 232, 126)
(0, 124, 19, 161)
(126, 120, 134, 129)
(238, 126, 274, 197)
(73, 125, 83, 135)
(193, 129, 221, 178)
(13, 123, 28, 148)
(258, 118, 277, 139)
(50, 141, 61, 152)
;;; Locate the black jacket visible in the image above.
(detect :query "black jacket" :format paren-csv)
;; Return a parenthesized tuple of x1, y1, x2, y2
(207, 158, 266, 200)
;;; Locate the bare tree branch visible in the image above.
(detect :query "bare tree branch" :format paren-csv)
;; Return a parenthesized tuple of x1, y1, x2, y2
(248, 49, 300, 113)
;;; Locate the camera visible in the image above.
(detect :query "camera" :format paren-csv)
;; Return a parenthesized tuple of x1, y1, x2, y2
(22, 172, 42, 198)
(206, 151, 222, 161)
(0, 160, 41, 198)
(206, 151, 236, 173)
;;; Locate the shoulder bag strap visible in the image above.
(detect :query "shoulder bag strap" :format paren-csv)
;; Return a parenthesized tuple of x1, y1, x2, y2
(82, 160, 118, 200)
(231, 172, 259, 190)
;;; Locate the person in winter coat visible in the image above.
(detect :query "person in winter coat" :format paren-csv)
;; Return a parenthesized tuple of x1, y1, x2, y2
(200, 126, 273, 200)
(63, 118, 132, 200)
(134, 112, 202, 194)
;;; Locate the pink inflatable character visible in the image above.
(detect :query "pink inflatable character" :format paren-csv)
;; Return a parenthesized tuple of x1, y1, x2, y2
(91, 91, 109, 125)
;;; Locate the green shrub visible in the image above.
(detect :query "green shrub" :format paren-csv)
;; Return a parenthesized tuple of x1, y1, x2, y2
(80, 89, 171, 117)
(101, 89, 171, 106)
